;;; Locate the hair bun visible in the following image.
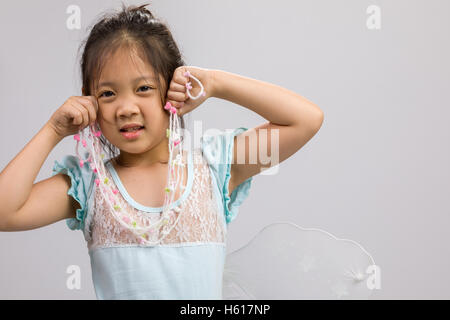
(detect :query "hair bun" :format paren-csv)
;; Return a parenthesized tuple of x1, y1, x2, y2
(130, 3, 154, 19)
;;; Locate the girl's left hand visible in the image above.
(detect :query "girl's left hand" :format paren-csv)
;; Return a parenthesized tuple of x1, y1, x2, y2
(164, 66, 214, 117)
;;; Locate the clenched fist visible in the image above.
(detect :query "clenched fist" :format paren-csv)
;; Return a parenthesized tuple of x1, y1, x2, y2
(47, 96, 98, 138)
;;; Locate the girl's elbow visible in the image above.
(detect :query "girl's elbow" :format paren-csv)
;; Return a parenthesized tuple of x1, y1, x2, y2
(317, 111, 324, 128)
(310, 109, 324, 132)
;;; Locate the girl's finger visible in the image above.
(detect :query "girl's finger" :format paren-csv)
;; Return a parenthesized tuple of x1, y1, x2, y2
(176, 69, 189, 83)
(86, 95, 99, 113)
(166, 99, 184, 109)
(78, 97, 97, 124)
(80, 96, 99, 115)
(70, 101, 89, 128)
(169, 81, 186, 93)
(166, 90, 187, 103)
(69, 106, 83, 126)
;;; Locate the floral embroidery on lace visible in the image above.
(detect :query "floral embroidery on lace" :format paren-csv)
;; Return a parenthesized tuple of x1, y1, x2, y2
(84, 148, 227, 251)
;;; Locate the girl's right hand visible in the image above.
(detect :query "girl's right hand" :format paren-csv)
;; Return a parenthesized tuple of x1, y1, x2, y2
(47, 96, 98, 138)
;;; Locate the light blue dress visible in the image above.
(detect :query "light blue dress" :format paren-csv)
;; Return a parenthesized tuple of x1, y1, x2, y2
(51, 127, 253, 300)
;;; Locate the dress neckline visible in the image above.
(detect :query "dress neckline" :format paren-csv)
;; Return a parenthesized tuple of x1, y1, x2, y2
(105, 149, 194, 213)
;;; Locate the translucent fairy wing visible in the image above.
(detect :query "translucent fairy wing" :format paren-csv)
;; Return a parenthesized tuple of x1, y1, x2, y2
(222, 222, 377, 300)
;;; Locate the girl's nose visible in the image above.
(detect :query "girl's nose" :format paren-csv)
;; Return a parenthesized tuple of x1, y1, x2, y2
(117, 103, 140, 118)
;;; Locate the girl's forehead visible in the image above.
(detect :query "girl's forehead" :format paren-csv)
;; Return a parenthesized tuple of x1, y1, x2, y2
(97, 65, 160, 89)
(100, 51, 155, 79)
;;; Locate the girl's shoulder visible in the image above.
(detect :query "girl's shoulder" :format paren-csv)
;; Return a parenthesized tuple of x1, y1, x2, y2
(199, 127, 254, 225)
(200, 127, 249, 166)
(51, 152, 97, 231)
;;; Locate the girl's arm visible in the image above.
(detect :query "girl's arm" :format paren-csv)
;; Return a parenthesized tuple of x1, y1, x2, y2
(209, 70, 324, 194)
(0, 123, 63, 215)
(0, 95, 97, 231)
(0, 123, 79, 231)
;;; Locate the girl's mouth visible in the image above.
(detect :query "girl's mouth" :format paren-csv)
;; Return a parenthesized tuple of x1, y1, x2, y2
(119, 126, 144, 139)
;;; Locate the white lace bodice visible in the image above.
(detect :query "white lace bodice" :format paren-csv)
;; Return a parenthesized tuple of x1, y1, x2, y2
(83, 148, 227, 251)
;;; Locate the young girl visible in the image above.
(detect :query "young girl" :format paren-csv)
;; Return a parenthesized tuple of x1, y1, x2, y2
(0, 4, 323, 299)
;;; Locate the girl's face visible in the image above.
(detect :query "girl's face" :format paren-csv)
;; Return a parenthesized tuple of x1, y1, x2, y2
(94, 47, 169, 158)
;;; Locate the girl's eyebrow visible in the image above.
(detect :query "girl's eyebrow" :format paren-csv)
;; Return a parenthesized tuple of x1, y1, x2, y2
(99, 75, 157, 87)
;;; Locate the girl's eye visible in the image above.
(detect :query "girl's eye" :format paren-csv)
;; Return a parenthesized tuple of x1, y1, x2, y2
(99, 91, 113, 98)
(138, 85, 153, 92)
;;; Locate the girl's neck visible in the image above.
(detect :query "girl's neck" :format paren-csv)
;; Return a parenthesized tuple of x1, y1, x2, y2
(115, 137, 171, 169)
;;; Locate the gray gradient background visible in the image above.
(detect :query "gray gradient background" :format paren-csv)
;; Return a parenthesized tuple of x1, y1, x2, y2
(0, 0, 449, 299)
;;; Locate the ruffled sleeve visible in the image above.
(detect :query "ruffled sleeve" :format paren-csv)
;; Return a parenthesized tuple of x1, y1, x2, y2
(51, 153, 95, 231)
(201, 127, 254, 225)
